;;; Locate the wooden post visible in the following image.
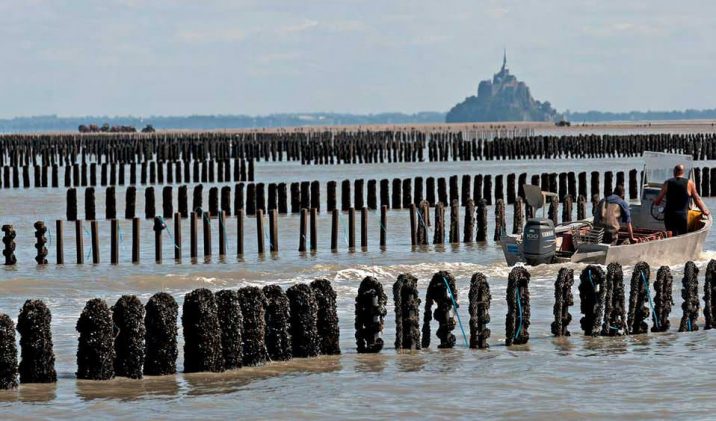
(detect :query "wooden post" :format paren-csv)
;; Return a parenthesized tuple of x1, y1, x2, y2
(256, 209, 265, 254)
(409, 203, 417, 246)
(269, 209, 278, 253)
(174, 212, 182, 260)
(56, 220, 64, 264)
(348, 208, 356, 251)
(450, 200, 460, 244)
(331, 209, 339, 252)
(90, 220, 100, 264)
(360, 207, 368, 250)
(190, 212, 198, 261)
(132, 217, 140, 263)
(380, 205, 387, 249)
(153, 216, 163, 263)
(219, 211, 227, 257)
(236, 209, 244, 257)
(310, 208, 318, 252)
(110, 219, 119, 265)
(298, 208, 308, 252)
(203, 213, 212, 259)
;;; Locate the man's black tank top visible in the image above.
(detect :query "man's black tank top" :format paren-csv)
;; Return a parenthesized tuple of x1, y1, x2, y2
(665, 177, 689, 214)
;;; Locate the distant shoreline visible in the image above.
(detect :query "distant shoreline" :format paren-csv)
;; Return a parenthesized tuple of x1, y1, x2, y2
(3, 119, 716, 136)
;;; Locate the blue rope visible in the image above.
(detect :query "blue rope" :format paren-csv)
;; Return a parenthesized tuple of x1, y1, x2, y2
(442, 276, 468, 348)
(83, 226, 92, 261)
(339, 213, 350, 246)
(416, 207, 432, 233)
(687, 318, 692, 332)
(514, 286, 524, 340)
(262, 215, 273, 251)
(641, 271, 659, 329)
(159, 216, 180, 249)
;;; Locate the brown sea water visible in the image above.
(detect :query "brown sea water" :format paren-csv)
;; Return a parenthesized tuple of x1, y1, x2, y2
(1, 142, 716, 419)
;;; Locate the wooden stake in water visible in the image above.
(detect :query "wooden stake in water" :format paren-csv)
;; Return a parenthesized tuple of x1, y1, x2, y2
(256, 209, 265, 254)
(174, 212, 182, 261)
(298, 208, 308, 252)
(380, 205, 387, 249)
(110, 219, 119, 265)
(310, 208, 318, 252)
(269, 209, 278, 253)
(90, 220, 100, 264)
(219, 211, 226, 257)
(203, 213, 212, 259)
(132, 217, 140, 263)
(56, 220, 64, 264)
(237, 209, 244, 257)
(331, 209, 339, 252)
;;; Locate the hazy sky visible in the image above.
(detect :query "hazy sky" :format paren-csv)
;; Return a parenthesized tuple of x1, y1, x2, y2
(1, 0, 714, 117)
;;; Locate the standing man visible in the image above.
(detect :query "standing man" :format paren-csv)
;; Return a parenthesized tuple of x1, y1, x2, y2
(594, 185, 636, 244)
(654, 164, 710, 235)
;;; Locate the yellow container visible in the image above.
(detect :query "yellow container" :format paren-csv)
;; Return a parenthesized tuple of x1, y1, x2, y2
(688, 209, 703, 232)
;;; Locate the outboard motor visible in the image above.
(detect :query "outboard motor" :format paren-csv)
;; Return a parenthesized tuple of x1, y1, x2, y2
(523, 219, 556, 265)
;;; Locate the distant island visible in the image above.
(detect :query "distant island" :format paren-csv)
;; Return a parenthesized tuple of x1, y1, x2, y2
(446, 52, 561, 123)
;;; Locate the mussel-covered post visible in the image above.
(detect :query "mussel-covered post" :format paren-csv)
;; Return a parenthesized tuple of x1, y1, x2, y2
(393, 274, 421, 350)
(76, 298, 115, 380)
(17, 300, 57, 384)
(422, 271, 459, 349)
(679, 261, 700, 332)
(112, 295, 145, 379)
(2, 225, 17, 265)
(469, 272, 491, 349)
(355, 276, 387, 353)
(311, 279, 340, 355)
(237, 287, 268, 366)
(182, 289, 224, 373)
(578, 265, 606, 336)
(603, 263, 627, 336)
(652, 266, 673, 332)
(627, 262, 651, 335)
(505, 267, 530, 346)
(262, 285, 291, 361)
(0, 314, 18, 389)
(286, 284, 320, 358)
(704, 260, 716, 329)
(551, 268, 574, 337)
(143, 292, 178, 376)
(215, 290, 243, 369)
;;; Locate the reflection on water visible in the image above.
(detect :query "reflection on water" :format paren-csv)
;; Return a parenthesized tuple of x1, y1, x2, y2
(77, 376, 180, 401)
(354, 353, 386, 374)
(184, 356, 342, 397)
(395, 351, 426, 373)
(18, 383, 58, 403)
(551, 336, 574, 356)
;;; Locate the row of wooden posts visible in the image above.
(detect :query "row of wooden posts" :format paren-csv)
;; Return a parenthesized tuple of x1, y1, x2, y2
(0, 158, 254, 189)
(0, 280, 340, 387)
(3, 192, 591, 265)
(3, 132, 716, 168)
(2, 207, 386, 265)
(62, 168, 643, 222)
(2, 260, 715, 388)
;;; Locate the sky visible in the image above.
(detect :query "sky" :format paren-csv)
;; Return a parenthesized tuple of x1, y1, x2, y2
(1, 0, 714, 117)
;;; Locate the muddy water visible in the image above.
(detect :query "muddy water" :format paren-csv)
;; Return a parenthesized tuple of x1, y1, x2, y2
(1, 156, 716, 419)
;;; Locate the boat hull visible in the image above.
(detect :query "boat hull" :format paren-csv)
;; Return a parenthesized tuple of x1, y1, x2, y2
(502, 217, 711, 267)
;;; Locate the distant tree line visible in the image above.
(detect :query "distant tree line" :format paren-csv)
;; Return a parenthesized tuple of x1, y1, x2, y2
(564, 109, 716, 123)
(1, 109, 715, 133)
(0, 112, 446, 133)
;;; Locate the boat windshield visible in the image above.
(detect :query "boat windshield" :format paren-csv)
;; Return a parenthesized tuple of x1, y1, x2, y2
(643, 151, 693, 184)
